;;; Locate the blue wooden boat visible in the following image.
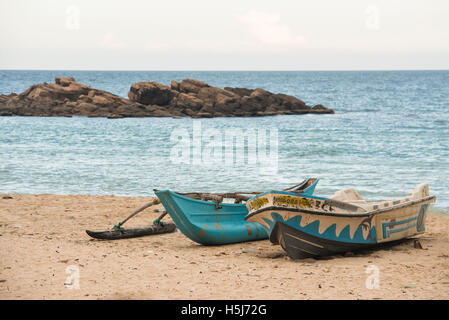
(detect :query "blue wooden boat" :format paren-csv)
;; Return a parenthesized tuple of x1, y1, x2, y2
(245, 183, 436, 259)
(155, 178, 318, 245)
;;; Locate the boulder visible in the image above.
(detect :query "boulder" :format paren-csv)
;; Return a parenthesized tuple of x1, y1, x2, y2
(240, 96, 262, 113)
(196, 87, 217, 110)
(273, 93, 308, 111)
(170, 80, 180, 91)
(0, 94, 9, 104)
(214, 93, 239, 113)
(128, 82, 177, 106)
(179, 78, 209, 94)
(311, 104, 334, 114)
(176, 93, 203, 111)
(224, 87, 254, 97)
(55, 77, 76, 87)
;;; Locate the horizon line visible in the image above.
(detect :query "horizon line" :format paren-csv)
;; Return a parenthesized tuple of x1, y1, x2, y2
(1, 68, 449, 72)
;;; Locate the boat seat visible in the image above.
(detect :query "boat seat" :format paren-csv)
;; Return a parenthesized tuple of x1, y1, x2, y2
(408, 183, 429, 200)
(331, 188, 364, 201)
(329, 184, 430, 213)
(330, 189, 382, 212)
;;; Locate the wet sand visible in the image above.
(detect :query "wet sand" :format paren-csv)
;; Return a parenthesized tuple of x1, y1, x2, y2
(1, 194, 448, 300)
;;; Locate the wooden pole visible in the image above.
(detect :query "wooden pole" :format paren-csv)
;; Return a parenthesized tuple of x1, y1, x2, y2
(115, 198, 160, 229)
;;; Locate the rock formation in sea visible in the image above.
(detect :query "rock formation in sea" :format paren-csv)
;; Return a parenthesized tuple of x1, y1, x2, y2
(0, 77, 334, 118)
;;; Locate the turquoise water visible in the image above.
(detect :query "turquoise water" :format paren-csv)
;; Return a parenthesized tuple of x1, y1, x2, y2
(0, 70, 448, 214)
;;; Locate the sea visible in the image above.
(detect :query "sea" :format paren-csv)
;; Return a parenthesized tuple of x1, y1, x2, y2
(0, 70, 448, 214)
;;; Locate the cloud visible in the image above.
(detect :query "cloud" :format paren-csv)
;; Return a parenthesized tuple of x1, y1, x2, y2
(100, 33, 125, 50)
(237, 11, 307, 50)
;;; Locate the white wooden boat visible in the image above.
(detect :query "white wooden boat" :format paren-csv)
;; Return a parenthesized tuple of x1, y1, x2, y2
(244, 183, 436, 259)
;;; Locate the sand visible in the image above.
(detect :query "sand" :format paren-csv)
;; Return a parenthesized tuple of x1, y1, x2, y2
(1, 194, 448, 300)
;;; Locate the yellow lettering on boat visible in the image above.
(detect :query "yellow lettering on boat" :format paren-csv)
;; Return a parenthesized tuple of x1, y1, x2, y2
(250, 197, 269, 210)
(273, 196, 299, 207)
(299, 198, 311, 207)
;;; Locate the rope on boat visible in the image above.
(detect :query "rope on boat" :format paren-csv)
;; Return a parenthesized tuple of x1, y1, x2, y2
(153, 211, 168, 226)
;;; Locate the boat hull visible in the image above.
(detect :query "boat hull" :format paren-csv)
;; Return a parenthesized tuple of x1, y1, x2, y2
(156, 181, 318, 245)
(155, 190, 267, 245)
(270, 221, 376, 259)
(245, 189, 436, 258)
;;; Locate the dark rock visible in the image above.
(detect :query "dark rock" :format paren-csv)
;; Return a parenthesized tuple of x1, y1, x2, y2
(170, 80, 180, 91)
(224, 87, 254, 97)
(107, 114, 125, 119)
(311, 104, 335, 114)
(0, 94, 9, 104)
(179, 78, 209, 94)
(55, 77, 76, 87)
(0, 77, 334, 118)
(176, 93, 203, 111)
(192, 112, 214, 118)
(0, 77, 160, 118)
(151, 108, 177, 117)
(215, 93, 239, 113)
(274, 93, 307, 110)
(128, 82, 177, 106)
(240, 94, 262, 113)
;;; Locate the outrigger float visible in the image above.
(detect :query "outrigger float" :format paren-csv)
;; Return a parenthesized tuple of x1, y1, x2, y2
(245, 183, 436, 259)
(86, 199, 177, 240)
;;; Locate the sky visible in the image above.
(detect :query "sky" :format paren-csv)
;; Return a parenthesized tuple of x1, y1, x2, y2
(0, 0, 448, 70)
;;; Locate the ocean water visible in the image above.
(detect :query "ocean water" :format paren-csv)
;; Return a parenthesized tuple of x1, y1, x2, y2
(0, 70, 448, 214)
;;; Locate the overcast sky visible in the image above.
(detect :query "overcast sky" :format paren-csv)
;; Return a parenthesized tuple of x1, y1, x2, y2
(0, 0, 448, 70)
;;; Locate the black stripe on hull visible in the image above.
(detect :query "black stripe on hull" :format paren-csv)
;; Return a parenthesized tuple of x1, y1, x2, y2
(269, 222, 376, 259)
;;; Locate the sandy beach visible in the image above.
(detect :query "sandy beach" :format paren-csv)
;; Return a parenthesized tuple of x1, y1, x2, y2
(1, 193, 448, 300)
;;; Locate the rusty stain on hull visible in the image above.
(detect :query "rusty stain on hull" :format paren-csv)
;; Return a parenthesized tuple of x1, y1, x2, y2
(245, 225, 253, 236)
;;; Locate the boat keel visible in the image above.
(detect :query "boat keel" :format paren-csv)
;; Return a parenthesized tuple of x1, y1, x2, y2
(269, 221, 375, 259)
